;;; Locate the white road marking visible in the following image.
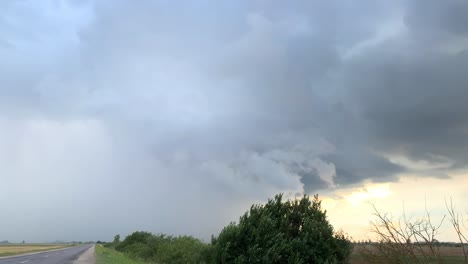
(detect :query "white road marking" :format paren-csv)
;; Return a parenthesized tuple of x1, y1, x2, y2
(19, 260, 29, 263)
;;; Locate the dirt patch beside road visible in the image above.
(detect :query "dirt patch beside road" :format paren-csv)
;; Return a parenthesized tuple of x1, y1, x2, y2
(73, 244, 95, 264)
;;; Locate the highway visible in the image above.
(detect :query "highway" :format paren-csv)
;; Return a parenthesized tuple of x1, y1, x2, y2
(0, 244, 93, 264)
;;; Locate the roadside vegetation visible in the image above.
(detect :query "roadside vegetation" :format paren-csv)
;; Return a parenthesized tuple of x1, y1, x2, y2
(111, 232, 211, 264)
(101, 193, 468, 263)
(95, 244, 147, 264)
(106, 193, 352, 264)
(212, 194, 351, 263)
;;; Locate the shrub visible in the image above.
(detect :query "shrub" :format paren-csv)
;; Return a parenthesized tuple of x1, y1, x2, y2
(154, 236, 210, 264)
(116, 231, 166, 261)
(211, 194, 352, 264)
(115, 231, 211, 263)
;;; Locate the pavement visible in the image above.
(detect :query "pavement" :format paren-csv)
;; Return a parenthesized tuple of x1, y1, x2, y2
(0, 244, 94, 264)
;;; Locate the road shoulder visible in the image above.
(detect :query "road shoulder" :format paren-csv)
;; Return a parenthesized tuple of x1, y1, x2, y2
(73, 244, 95, 264)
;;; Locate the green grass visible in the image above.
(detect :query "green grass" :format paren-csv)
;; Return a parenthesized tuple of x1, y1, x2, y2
(95, 245, 148, 264)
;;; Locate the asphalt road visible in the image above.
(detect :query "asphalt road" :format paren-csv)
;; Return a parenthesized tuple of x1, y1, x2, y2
(0, 244, 93, 264)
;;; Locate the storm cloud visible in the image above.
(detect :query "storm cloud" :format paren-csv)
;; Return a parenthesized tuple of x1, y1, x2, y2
(0, 0, 467, 242)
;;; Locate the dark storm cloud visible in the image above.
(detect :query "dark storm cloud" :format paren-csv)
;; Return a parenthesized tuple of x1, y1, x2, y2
(405, 0, 468, 35)
(325, 150, 404, 185)
(291, 165, 328, 193)
(1, 0, 468, 242)
(342, 3, 468, 171)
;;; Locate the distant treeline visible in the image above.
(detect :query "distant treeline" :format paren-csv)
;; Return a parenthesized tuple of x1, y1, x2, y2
(353, 240, 467, 247)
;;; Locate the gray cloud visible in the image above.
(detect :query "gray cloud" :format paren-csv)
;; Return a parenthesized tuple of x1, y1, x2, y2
(0, 0, 467, 242)
(342, 26, 468, 171)
(405, 0, 468, 35)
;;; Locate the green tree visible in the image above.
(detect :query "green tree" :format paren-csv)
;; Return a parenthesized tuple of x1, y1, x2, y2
(212, 194, 352, 264)
(113, 234, 120, 247)
(116, 231, 161, 260)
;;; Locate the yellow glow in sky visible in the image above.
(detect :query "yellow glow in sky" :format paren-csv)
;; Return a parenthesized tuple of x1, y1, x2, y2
(344, 184, 391, 207)
(320, 174, 468, 242)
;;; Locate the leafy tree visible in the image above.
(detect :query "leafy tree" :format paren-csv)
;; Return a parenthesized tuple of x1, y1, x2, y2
(212, 194, 352, 264)
(116, 231, 163, 260)
(112, 234, 120, 247)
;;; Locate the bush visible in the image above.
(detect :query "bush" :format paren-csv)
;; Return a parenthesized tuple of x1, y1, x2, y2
(116, 231, 165, 261)
(154, 236, 210, 264)
(211, 194, 352, 264)
(115, 231, 210, 263)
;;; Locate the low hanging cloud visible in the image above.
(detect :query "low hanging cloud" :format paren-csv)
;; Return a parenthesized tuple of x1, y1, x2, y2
(0, 0, 467, 241)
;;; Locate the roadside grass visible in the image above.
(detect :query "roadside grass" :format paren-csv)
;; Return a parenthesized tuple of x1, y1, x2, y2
(0, 244, 73, 257)
(95, 245, 147, 264)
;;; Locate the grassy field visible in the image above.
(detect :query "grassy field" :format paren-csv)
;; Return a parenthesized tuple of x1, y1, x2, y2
(0, 244, 72, 257)
(95, 245, 147, 264)
(349, 245, 467, 264)
(350, 254, 465, 264)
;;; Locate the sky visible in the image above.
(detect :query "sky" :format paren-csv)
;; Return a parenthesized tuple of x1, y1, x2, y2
(1, 0, 468, 243)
